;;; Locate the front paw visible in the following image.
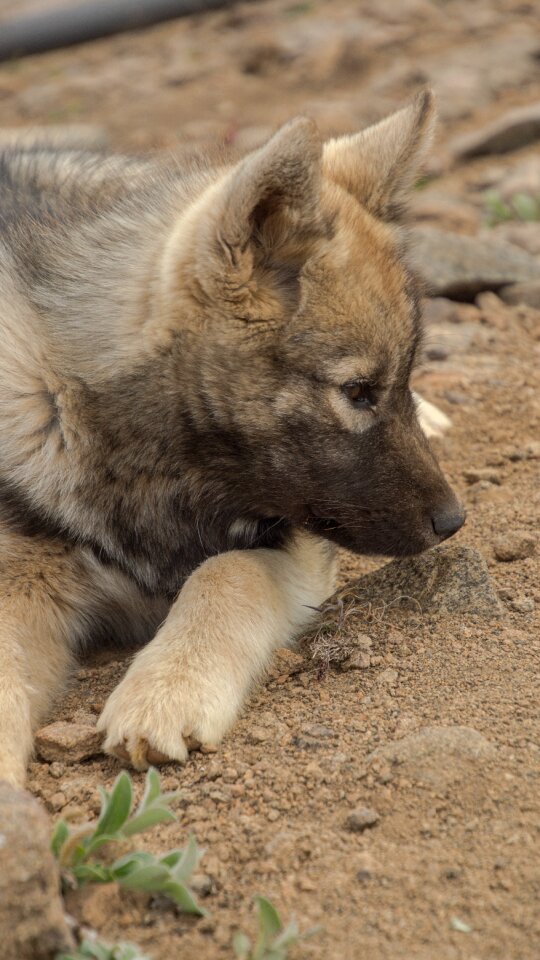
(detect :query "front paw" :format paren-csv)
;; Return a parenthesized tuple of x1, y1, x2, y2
(97, 665, 232, 771)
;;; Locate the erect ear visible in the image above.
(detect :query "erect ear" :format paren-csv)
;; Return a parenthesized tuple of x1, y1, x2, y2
(190, 117, 325, 320)
(218, 116, 322, 257)
(322, 90, 435, 220)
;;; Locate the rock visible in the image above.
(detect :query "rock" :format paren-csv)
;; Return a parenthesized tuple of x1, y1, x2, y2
(450, 103, 540, 158)
(268, 647, 306, 680)
(510, 596, 535, 613)
(490, 221, 540, 257)
(505, 441, 540, 461)
(342, 544, 501, 617)
(345, 806, 380, 833)
(498, 282, 540, 310)
(35, 721, 102, 763)
(378, 668, 399, 685)
(342, 649, 371, 671)
(247, 726, 272, 745)
(369, 726, 496, 788)
(494, 533, 536, 562)
(300, 723, 337, 739)
(0, 783, 74, 959)
(463, 468, 501, 485)
(411, 227, 539, 300)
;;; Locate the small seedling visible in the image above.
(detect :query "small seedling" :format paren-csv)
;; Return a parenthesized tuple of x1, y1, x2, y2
(57, 938, 151, 960)
(51, 768, 204, 915)
(233, 896, 317, 960)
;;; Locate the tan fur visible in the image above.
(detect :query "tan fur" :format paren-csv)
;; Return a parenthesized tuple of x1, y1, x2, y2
(97, 533, 336, 769)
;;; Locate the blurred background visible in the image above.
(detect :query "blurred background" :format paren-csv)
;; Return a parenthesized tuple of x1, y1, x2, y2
(1, 0, 540, 243)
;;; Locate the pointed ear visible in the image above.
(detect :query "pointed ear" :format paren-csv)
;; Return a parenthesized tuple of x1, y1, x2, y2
(216, 116, 323, 269)
(322, 90, 435, 220)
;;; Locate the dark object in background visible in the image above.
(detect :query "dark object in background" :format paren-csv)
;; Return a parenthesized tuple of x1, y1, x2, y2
(0, 0, 243, 62)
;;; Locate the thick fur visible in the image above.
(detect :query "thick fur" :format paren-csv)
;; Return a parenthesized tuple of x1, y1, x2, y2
(0, 93, 464, 785)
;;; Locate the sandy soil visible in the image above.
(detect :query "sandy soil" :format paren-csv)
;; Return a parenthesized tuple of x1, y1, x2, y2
(0, 1, 539, 958)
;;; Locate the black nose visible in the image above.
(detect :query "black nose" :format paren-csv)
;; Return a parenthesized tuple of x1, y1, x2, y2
(431, 505, 466, 541)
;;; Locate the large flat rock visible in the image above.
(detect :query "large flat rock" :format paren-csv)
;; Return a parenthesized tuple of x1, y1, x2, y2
(411, 226, 539, 300)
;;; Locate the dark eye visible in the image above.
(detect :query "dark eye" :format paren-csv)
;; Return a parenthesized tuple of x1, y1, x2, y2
(342, 379, 376, 409)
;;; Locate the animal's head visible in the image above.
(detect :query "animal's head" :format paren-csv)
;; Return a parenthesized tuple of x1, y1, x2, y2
(165, 91, 465, 556)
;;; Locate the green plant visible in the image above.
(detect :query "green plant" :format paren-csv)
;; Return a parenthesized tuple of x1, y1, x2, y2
(57, 938, 151, 960)
(484, 189, 540, 226)
(233, 897, 316, 960)
(51, 768, 204, 915)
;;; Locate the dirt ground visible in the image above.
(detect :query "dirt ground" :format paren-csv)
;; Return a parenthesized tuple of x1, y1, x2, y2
(1, 1, 539, 958)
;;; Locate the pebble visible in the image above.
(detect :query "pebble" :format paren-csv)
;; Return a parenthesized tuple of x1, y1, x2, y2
(48, 761, 65, 780)
(378, 668, 399, 685)
(505, 441, 540, 461)
(35, 721, 102, 763)
(247, 726, 271, 744)
(300, 723, 337, 739)
(463, 468, 501, 485)
(342, 650, 371, 671)
(493, 533, 536, 562)
(510, 596, 535, 613)
(345, 806, 380, 833)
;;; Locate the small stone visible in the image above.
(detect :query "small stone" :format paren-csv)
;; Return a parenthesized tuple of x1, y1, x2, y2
(268, 648, 306, 680)
(190, 874, 213, 897)
(267, 810, 280, 822)
(0, 783, 74, 959)
(494, 533, 536, 562)
(342, 650, 371, 671)
(247, 726, 271, 744)
(35, 721, 102, 763)
(378, 668, 399, 685)
(300, 723, 337, 739)
(345, 806, 380, 832)
(506, 441, 540, 461)
(222, 767, 239, 782)
(48, 761, 65, 780)
(297, 876, 316, 892)
(356, 634, 373, 650)
(463, 468, 501, 486)
(510, 596, 535, 613)
(47, 791, 67, 813)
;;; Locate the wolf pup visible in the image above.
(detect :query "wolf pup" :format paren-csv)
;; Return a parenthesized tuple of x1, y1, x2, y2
(0, 92, 464, 786)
